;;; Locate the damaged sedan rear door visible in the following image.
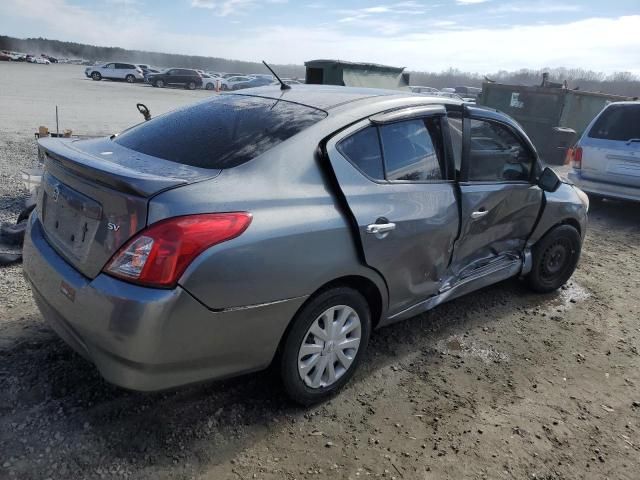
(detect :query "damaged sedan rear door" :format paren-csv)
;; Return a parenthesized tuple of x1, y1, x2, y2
(324, 105, 459, 317)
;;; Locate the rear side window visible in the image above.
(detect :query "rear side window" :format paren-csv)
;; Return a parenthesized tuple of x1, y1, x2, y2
(379, 119, 443, 181)
(589, 104, 640, 141)
(114, 95, 327, 169)
(337, 126, 384, 180)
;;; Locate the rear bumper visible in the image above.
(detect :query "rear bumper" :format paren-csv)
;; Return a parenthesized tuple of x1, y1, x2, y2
(23, 214, 306, 391)
(567, 170, 640, 202)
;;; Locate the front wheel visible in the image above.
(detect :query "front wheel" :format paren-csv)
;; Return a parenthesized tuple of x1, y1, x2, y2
(155, 79, 165, 88)
(526, 225, 581, 293)
(125, 74, 135, 83)
(205, 82, 214, 90)
(91, 71, 101, 81)
(280, 287, 371, 405)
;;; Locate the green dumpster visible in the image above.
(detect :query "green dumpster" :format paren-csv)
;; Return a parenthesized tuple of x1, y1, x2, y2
(478, 82, 631, 164)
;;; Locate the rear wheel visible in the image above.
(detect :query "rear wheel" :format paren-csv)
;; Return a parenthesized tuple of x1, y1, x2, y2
(125, 74, 135, 83)
(91, 71, 101, 81)
(280, 287, 371, 405)
(186, 81, 196, 90)
(527, 225, 581, 293)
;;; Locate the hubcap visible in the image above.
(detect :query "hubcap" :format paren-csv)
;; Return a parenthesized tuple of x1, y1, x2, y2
(298, 305, 361, 389)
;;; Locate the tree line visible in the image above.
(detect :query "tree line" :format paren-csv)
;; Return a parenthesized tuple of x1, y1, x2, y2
(2, 35, 638, 97)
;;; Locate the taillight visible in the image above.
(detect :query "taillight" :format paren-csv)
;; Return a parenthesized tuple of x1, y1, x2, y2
(104, 213, 252, 288)
(572, 146, 583, 169)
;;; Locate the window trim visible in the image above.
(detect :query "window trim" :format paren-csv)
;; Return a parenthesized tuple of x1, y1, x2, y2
(461, 116, 538, 185)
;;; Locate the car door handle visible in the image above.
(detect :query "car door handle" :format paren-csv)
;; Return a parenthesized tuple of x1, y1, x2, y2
(471, 209, 489, 220)
(366, 223, 396, 235)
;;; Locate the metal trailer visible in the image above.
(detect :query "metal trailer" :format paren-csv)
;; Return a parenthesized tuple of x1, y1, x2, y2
(478, 82, 632, 164)
(304, 59, 410, 91)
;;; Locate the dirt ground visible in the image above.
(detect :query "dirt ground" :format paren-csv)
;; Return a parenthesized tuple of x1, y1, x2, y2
(1, 65, 639, 480)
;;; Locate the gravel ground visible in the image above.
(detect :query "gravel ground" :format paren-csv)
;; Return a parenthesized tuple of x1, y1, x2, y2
(0, 66, 639, 480)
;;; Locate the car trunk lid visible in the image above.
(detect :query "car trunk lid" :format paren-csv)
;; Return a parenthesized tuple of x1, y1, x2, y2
(37, 136, 220, 279)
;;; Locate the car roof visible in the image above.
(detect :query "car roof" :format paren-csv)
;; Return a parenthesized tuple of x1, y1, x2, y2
(227, 84, 462, 111)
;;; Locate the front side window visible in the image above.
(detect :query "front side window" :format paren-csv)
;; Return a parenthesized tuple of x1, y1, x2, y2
(467, 119, 533, 182)
(379, 118, 444, 181)
(104, 63, 115, 69)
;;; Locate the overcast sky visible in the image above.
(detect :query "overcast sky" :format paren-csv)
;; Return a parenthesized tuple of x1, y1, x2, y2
(1, 0, 638, 74)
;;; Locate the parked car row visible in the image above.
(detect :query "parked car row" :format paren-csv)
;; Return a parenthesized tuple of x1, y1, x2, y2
(81, 62, 297, 90)
(1, 51, 57, 63)
(410, 85, 481, 102)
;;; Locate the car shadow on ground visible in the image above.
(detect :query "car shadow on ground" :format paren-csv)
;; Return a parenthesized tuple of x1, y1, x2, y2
(587, 196, 640, 230)
(0, 276, 576, 473)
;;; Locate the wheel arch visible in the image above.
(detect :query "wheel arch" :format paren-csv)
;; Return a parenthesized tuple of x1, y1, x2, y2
(273, 273, 387, 361)
(526, 183, 588, 249)
(559, 217, 581, 236)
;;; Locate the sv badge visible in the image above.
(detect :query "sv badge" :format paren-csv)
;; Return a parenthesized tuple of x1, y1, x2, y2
(107, 222, 121, 232)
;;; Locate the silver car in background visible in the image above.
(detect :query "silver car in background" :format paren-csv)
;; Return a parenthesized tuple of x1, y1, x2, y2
(23, 86, 588, 404)
(84, 62, 144, 82)
(567, 102, 640, 202)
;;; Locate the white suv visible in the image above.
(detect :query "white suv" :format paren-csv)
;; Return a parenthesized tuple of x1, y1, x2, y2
(567, 102, 640, 202)
(85, 63, 144, 83)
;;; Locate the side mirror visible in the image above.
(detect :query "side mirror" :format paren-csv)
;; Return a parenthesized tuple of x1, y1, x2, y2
(538, 166, 561, 192)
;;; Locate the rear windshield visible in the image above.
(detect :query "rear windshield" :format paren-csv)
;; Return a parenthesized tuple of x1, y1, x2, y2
(114, 95, 327, 169)
(588, 104, 640, 141)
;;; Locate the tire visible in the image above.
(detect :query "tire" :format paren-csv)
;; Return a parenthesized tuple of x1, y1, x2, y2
(205, 82, 214, 90)
(526, 225, 581, 293)
(17, 204, 35, 224)
(155, 79, 165, 88)
(91, 71, 101, 81)
(0, 221, 27, 247)
(186, 81, 196, 90)
(280, 287, 371, 405)
(125, 74, 135, 83)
